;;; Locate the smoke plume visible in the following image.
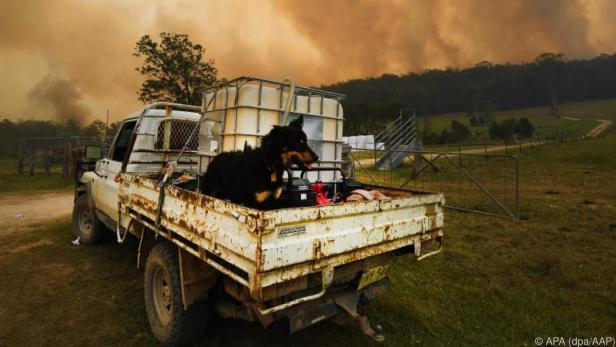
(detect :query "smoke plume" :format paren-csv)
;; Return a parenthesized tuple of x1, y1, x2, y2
(275, 0, 606, 82)
(27, 74, 91, 125)
(0, 0, 614, 122)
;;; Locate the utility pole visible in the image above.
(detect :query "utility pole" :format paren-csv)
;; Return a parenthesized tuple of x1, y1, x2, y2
(105, 108, 109, 144)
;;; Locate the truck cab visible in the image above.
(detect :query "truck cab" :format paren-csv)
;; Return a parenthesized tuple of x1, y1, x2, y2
(78, 104, 202, 232)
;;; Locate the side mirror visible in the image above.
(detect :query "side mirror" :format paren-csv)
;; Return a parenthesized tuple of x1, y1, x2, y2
(84, 145, 103, 160)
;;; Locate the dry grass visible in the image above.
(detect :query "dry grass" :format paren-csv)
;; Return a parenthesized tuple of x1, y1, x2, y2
(0, 132, 615, 346)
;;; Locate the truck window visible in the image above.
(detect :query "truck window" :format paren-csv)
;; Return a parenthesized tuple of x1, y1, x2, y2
(109, 120, 137, 161)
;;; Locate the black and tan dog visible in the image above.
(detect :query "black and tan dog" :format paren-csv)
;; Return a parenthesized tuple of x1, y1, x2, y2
(201, 116, 318, 209)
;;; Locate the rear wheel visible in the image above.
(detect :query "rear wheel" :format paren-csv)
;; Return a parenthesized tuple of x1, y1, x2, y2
(144, 242, 209, 346)
(72, 193, 105, 245)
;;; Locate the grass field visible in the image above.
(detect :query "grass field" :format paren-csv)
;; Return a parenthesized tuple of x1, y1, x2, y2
(417, 98, 616, 142)
(0, 159, 72, 192)
(1, 128, 615, 346)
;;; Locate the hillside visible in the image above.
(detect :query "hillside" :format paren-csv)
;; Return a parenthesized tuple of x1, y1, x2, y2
(417, 98, 616, 141)
(321, 53, 616, 136)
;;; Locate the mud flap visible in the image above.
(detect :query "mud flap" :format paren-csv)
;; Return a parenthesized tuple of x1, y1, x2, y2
(335, 291, 385, 342)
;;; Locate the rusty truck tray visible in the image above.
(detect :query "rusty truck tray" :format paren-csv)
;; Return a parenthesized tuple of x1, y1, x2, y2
(118, 173, 444, 314)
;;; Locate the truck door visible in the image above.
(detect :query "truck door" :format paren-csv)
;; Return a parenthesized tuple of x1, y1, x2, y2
(94, 119, 137, 220)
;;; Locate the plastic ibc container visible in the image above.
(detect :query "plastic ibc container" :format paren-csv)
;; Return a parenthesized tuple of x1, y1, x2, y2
(200, 77, 345, 182)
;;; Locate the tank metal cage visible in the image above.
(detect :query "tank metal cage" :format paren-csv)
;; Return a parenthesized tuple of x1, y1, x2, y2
(201, 77, 347, 182)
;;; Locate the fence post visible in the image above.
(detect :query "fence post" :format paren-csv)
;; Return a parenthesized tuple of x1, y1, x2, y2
(62, 138, 69, 178)
(373, 142, 377, 166)
(43, 147, 51, 176)
(28, 149, 34, 176)
(413, 151, 422, 177)
(413, 141, 423, 177)
(17, 139, 24, 175)
(458, 144, 462, 166)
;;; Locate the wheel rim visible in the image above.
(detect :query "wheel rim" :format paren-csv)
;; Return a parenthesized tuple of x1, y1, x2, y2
(78, 205, 93, 238)
(152, 265, 173, 325)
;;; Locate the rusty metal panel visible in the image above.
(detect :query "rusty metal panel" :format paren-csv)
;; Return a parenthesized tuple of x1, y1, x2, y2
(258, 229, 443, 288)
(118, 173, 444, 302)
(258, 193, 443, 272)
(119, 174, 260, 277)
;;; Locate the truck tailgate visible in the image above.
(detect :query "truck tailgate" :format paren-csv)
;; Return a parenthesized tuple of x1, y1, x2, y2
(260, 193, 444, 272)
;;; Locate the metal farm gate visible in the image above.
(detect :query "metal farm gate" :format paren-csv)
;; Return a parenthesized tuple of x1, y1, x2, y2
(17, 136, 111, 177)
(347, 149, 519, 218)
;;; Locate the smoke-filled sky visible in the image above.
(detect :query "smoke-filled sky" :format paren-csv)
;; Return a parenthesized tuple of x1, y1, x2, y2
(1, 0, 615, 124)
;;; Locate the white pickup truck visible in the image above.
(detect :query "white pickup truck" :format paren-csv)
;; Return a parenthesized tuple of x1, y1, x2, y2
(73, 77, 444, 346)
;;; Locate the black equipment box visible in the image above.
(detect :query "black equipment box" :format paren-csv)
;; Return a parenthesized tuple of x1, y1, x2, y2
(279, 177, 316, 207)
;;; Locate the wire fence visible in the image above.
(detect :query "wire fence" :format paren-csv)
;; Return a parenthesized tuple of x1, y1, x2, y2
(348, 149, 519, 218)
(17, 136, 112, 177)
(427, 133, 587, 156)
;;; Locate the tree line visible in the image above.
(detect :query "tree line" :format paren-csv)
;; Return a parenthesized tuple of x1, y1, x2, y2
(421, 117, 534, 145)
(2, 34, 615, 157)
(321, 53, 616, 136)
(0, 118, 121, 157)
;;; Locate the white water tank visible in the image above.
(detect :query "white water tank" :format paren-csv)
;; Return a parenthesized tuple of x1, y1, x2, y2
(200, 78, 345, 182)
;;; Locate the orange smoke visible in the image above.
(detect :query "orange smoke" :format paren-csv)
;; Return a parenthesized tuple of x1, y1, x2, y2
(0, 0, 614, 122)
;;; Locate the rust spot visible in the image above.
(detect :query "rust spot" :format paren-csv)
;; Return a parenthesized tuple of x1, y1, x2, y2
(425, 203, 436, 216)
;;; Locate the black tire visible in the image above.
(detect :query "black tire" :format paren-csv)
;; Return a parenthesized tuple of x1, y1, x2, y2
(144, 242, 209, 346)
(72, 193, 105, 245)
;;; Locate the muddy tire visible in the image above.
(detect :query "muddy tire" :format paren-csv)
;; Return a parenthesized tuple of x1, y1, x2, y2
(144, 242, 209, 346)
(72, 193, 105, 245)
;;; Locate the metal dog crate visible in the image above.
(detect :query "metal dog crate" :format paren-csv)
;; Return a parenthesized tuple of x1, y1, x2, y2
(199, 77, 346, 182)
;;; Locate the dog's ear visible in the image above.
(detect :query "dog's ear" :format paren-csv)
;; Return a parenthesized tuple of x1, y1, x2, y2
(289, 115, 303, 129)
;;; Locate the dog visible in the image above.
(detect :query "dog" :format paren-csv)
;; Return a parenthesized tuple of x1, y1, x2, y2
(201, 115, 318, 209)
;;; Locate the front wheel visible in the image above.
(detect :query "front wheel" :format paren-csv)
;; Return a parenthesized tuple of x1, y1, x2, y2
(144, 242, 209, 346)
(72, 193, 105, 245)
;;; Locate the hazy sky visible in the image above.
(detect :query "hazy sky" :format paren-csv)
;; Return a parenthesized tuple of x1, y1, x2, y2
(1, 0, 615, 124)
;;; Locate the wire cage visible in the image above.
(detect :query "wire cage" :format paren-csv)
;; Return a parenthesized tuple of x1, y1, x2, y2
(154, 118, 199, 151)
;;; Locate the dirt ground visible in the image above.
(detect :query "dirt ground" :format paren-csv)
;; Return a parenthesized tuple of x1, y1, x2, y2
(561, 117, 612, 138)
(0, 192, 73, 235)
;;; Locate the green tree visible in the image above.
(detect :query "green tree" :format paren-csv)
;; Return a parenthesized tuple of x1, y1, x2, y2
(64, 119, 81, 137)
(450, 120, 471, 142)
(438, 128, 452, 144)
(514, 117, 534, 138)
(81, 120, 107, 140)
(107, 121, 123, 140)
(489, 118, 517, 140)
(134, 32, 218, 105)
(534, 52, 565, 118)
